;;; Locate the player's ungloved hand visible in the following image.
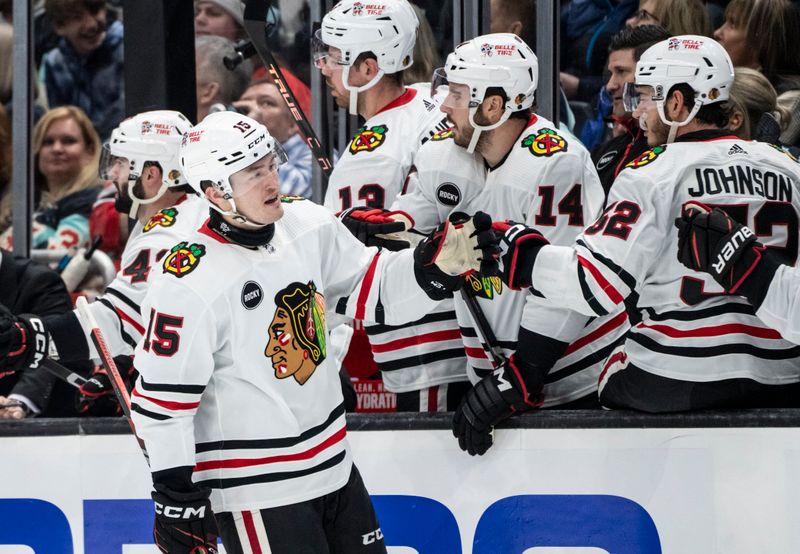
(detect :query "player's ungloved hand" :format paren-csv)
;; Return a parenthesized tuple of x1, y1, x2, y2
(493, 221, 549, 290)
(675, 202, 780, 308)
(0, 304, 49, 377)
(413, 211, 500, 300)
(152, 485, 218, 554)
(452, 354, 542, 456)
(338, 207, 415, 251)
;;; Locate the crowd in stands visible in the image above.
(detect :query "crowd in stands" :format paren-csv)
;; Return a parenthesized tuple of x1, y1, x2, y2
(0, 0, 800, 419)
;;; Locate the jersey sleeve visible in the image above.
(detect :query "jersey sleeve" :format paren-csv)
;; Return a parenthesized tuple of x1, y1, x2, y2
(130, 279, 217, 473)
(390, 166, 445, 232)
(320, 213, 440, 325)
(531, 169, 663, 317)
(756, 263, 800, 345)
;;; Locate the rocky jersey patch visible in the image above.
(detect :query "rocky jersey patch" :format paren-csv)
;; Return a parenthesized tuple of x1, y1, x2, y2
(625, 145, 666, 169)
(522, 128, 568, 157)
(162, 241, 206, 278)
(349, 125, 388, 154)
(143, 207, 179, 233)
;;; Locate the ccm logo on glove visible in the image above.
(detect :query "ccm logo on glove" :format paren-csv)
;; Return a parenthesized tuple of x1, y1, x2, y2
(154, 501, 207, 520)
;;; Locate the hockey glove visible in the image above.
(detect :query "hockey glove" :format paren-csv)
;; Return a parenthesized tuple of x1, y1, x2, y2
(413, 211, 500, 300)
(152, 485, 218, 554)
(493, 221, 549, 290)
(78, 357, 136, 416)
(452, 354, 542, 456)
(0, 304, 49, 377)
(339, 207, 417, 251)
(675, 202, 780, 307)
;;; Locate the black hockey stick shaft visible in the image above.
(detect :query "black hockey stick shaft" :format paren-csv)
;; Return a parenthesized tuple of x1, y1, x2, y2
(41, 358, 90, 388)
(460, 289, 504, 368)
(243, 0, 333, 177)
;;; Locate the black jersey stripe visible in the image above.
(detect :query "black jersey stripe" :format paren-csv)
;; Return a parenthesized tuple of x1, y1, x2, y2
(131, 402, 171, 420)
(195, 451, 347, 490)
(645, 302, 757, 322)
(629, 331, 800, 360)
(366, 311, 458, 335)
(458, 327, 516, 349)
(104, 286, 142, 314)
(97, 298, 137, 348)
(139, 378, 206, 395)
(376, 348, 467, 372)
(194, 403, 346, 452)
(576, 239, 637, 291)
(544, 341, 622, 384)
(577, 263, 609, 316)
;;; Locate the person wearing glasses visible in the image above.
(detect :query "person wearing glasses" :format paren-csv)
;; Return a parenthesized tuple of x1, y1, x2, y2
(626, 0, 712, 36)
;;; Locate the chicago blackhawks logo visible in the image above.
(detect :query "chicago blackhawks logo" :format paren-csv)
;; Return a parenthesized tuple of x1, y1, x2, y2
(265, 282, 326, 385)
(464, 273, 503, 300)
(280, 195, 306, 203)
(625, 145, 666, 169)
(481, 43, 494, 56)
(431, 128, 454, 141)
(143, 207, 179, 232)
(162, 241, 205, 278)
(522, 128, 568, 157)
(349, 125, 388, 154)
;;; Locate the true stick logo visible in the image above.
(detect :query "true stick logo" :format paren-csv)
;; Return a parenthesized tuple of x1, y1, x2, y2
(241, 281, 263, 310)
(713, 226, 754, 275)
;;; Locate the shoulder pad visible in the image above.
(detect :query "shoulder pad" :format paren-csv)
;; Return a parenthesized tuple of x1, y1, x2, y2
(143, 207, 180, 233)
(520, 127, 568, 157)
(624, 145, 666, 170)
(162, 240, 206, 278)
(348, 124, 389, 154)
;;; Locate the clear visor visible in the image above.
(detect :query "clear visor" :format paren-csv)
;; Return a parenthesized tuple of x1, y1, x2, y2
(228, 145, 288, 198)
(431, 68, 475, 109)
(622, 82, 656, 113)
(312, 29, 346, 70)
(99, 144, 131, 184)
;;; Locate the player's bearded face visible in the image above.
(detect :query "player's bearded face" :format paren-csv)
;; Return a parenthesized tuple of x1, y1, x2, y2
(632, 86, 668, 146)
(227, 154, 284, 225)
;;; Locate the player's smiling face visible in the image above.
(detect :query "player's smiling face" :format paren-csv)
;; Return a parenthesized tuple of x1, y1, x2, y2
(439, 82, 476, 148)
(228, 154, 284, 225)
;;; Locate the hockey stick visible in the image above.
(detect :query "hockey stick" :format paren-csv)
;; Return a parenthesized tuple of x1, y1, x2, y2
(242, 0, 333, 177)
(41, 358, 95, 389)
(460, 289, 504, 369)
(75, 296, 148, 460)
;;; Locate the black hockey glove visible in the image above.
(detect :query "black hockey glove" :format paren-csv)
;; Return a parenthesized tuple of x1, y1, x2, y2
(339, 207, 415, 251)
(675, 202, 780, 308)
(0, 304, 49, 377)
(413, 211, 500, 300)
(452, 354, 542, 456)
(152, 484, 219, 554)
(78, 356, 136, 416)
(493, 221, 549, 290)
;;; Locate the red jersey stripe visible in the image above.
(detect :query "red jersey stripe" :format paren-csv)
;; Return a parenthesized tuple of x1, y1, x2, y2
(131, 388, 200, 411)
(577, 255, 625, 305)
(242, 511, 263, 554)
(464, 346, 488, 359)
(370, 329, 462, 353)
(564, 310, 628, 356)
(355, 253, 381, 320)
(638, 321, 783, 340)
(115, 306, 145, 335)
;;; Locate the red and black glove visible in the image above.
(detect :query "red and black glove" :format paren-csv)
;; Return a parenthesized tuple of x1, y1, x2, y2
(338, 206, 414, 251)
(78, 356, 136, 416)
(675, 202, 780, 307)
(492, 221, 549, 290)
(0, 304, 49, 378)
(152, 484, 219, 554)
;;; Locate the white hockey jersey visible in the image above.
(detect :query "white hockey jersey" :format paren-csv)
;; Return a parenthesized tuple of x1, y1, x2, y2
(71, 194, 209, 360)
(533, 133, 800, 384)
(396, 115, 629, 406)
(131, 200, 442, 512)
(757, 262, 800, 345)
(323, 87, 449, 212)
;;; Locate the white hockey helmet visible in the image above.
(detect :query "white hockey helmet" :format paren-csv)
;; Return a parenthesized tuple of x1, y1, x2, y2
(434, 33, 538, 152)
(179, 111, 286, 226)
(633, 35, 734, 142)
(314, 0, 419, 114)
(101, 110, 192, 219)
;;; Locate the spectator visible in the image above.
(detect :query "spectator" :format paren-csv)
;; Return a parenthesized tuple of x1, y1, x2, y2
(713, 0, 759, 69)
(41, 0, 125, 140)
(0, 105, 9, 217)
(403, 4, 440, 85)
(728, 67, 790, 142)
(0, 250, 79, 419)
(0, 106, 101, 250)
(626, 0, 712, 36)
(745, 0, 800, 96)
(195, 0, 246, 42)
(234, 79, 312, 197)
(195, 35, 252, 121)
(591, 25, 669, 195)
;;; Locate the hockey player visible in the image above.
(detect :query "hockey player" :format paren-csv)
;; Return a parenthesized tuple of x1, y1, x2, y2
(0, 111, 207, 403)
(496, 36, 800, 412)
(127, 112, 497, 553)
(676, 201, 800, 346)
(315, 0, 465, 412)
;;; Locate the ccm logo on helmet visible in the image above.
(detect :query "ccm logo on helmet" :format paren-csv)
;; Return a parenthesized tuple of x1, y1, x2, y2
(248, 134, 265, 149)
(712, 226, 754, 276)
(154, 501, 206, 520)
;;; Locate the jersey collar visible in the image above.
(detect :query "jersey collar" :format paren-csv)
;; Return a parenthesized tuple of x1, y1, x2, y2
(374, 87, 417, 116)
(675, 129, 740, 143)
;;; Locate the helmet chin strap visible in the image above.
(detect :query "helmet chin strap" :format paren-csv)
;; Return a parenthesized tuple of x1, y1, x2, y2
(212, 196, 271, 229)
(465, 106, 512, 154)
(342, 65, 385, 115)
(126, 177, 169, 220)
(656, 99, 703, 144)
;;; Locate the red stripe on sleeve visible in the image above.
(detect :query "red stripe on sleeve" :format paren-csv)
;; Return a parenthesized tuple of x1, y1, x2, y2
(577, 255, 625, 305)
(355, 253, 381, 321)
(115, 307, 145, 335)
(131, 387, 200, 411)
(464, 346, 488, 359)
(563, 311, 628, 356)
(639, 321, 782, 339)
(370, 329, 462, 353)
